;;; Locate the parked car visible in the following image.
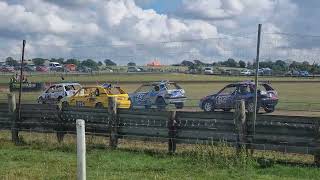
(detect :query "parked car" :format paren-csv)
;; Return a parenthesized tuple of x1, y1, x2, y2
(37, 83, 82, 104)
(77, 66, 92, 73)
(23, 64, 36, 72)
(130, 80, 186, 109)
(36, 65, 49, 72)
(203, 67, 214, 75)
(199, 81, 278, 113)
(49, 62, 63, 71)
(240, 69, 253, 76)
(299, 71, 309, 77)
(258, 68, 272, 76)
(0, 65, 15, 73)
(61, 84, 130, 109)
(127, 66, 142, 72)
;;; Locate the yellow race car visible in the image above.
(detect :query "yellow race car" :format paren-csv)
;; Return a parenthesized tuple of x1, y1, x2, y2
(61, 84, 131, 109)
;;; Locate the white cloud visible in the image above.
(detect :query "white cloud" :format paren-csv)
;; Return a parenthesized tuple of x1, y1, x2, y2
(0, 0, 317, 64)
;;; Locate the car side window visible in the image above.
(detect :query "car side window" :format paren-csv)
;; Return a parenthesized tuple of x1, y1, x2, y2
(219, 86, 237, 95)
(46, 86, 55, 93)
(154, 85, 160, 92)
(55, 85, 64, 92)
(238, 85, 250, 95)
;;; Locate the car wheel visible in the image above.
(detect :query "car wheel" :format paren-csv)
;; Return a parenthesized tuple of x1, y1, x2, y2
(203, 101, 214, 112)
(247, 100, 259, 113)
(95, 103, 104, 109)
(57, 96, 63, 102)
(38, 97, 45, 104)
(62, 101, 69, 109)
(264, 106, 275, 113)
(156, 97, 166, 110)
(175, 102, 184, 109)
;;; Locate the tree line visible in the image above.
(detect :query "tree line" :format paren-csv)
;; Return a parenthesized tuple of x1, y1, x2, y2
(178, 59, 320, 74)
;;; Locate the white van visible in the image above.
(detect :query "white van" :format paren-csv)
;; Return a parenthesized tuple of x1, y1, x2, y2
(203, 67, 214, 75)
(49, 62, 63, 71)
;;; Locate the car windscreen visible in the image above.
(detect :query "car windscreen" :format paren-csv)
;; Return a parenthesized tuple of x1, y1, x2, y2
(219, 85, 237, 95)
(135, 85, 152, 93)
(106, 87, 125, 95)
(166, 83, 181, 90)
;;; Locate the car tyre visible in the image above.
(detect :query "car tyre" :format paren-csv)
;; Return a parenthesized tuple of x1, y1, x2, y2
(203, 101, 214, 112)
(95, 103, 104, 109)
(62, 101, 69, 109)
(156, 97, 166, 110)
(247, 100, 259, 113)
(264, 106, 275, 113)
(175, 102, 184, 109)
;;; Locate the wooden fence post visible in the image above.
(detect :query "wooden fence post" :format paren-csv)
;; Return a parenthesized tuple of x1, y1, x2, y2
(314, 120, 320, 165)
(56, 105, 65, 143)
(109, 96, 118, 148)
(8, 93, 19, 144)
(168, 111, 177, 154)
(234, 100, 247, 154)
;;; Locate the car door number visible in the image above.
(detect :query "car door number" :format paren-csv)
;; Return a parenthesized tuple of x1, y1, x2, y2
(216, 96, 228, 105)
(76, 101, 85, 107)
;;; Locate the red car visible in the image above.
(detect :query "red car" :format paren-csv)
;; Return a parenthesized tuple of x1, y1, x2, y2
(0, 66, 15, 72)
(36, 66, 49, 72)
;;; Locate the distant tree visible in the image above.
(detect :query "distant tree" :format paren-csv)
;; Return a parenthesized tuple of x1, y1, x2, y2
(32, 58, 46, 66)
(246, 61, 253, 69)
(180, 60, 194, 67)
(127, 62, 136, 66)
(223, 58, 237, 67)
(104, 59, 116, 66)
(65, 58, 80, 66)
(239, 60, 246, 68)
(5, 57, 18, 66)
(81, 59, 98, 70)
(98, 61, 103, 66)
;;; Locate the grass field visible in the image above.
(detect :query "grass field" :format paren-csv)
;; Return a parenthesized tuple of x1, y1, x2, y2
(1, 80, 319, 111)
(1, 73, 320, 84)
(0, 132, 320, 180)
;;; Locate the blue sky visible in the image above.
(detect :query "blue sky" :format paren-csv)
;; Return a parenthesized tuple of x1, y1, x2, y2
(0, 0, 320, 64)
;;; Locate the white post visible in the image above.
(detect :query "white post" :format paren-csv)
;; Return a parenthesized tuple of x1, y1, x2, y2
(76, 119, 86, 180)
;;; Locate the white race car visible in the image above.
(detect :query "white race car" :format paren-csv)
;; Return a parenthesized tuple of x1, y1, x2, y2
(37, 83, 81, 104)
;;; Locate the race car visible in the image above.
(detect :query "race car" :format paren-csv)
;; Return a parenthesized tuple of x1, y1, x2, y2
(38, 83, 81, 104)
(199, 81, 278, 113)
(61, 84, 131, 109)
(129, 80, 186, 109)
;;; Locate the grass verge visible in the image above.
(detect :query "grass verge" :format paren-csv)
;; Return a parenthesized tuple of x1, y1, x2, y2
(0, 131, 319, 179)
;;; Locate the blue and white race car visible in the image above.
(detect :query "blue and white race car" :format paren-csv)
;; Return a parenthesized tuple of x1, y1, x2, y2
(130, 81, 186, 109)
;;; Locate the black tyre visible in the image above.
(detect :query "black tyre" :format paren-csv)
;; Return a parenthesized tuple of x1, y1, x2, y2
(95, 103, 104, 109)
(62, 101, 69, 109)
(247, 100, 260, 113)
(175, 102, 184, 109)
(202, 100, 214, 112)
(264, 106, 275, 113)
(156, 97, 166, 109)
(38, 97, 45, 104)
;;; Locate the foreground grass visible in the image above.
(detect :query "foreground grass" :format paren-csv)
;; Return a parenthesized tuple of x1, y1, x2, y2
(0, 139, 320, 180)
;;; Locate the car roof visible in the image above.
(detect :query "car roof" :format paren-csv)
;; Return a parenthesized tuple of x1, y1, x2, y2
(143, 80, 174, 86)
(52, 83, 81, 86)
(227, 81, 270, 87)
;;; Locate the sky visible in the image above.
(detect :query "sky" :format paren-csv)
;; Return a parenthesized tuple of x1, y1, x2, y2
(1, 0, 320, 65)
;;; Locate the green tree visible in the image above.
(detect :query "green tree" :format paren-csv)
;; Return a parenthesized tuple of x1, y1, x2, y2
(239, 60, 246, 68)
(223, 58, 237, 67)
(5, 57, 18, 66)
(104, 59, 116, 66)
(81, 59, 98, 70)
(32, 58, 46, 66)
(65, 59, 80, 66)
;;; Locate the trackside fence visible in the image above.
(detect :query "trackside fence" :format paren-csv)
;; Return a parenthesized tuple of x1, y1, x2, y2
(0, 95, 320, 164)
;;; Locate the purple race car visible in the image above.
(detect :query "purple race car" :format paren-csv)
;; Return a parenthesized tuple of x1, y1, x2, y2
(199, 81, 278, 113)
